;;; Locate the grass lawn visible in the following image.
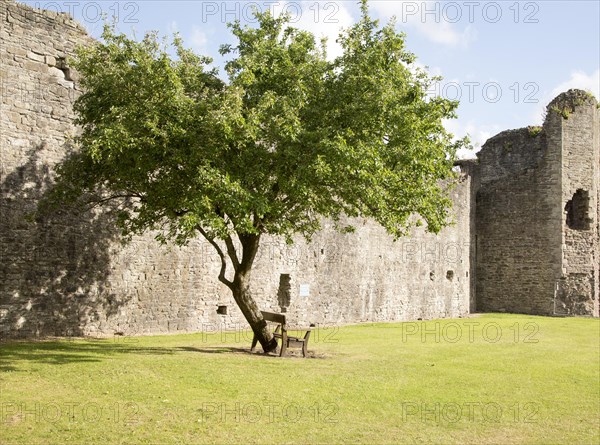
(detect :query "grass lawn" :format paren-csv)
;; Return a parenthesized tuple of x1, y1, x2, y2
(0, 313, 598, 444)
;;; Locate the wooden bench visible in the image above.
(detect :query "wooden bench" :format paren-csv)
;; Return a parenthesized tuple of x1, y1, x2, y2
(250, 311, 313, 357)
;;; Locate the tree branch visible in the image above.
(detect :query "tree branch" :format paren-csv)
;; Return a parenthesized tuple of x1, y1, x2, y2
(213, 207, 241, 271)
(83, 193, 144, 210)
(196, 225, 234, 290)
(238, 233, 261, 273)
(224, 235, 241, 271)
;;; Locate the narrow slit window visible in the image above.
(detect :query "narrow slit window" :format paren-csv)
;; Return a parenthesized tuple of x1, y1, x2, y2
(277, 274, 291, 312)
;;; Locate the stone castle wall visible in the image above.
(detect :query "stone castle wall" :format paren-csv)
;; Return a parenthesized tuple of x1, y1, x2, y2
(0, 0, 473, 338)
(475, 91, 599, 316)
(474, 126, 562, 315)
(1, 1, 598, 339)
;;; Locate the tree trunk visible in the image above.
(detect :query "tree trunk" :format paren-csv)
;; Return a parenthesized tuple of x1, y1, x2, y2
(232, 272, 278, 353)
(200, 228, 277, 353)
(226, 233, 277, 353)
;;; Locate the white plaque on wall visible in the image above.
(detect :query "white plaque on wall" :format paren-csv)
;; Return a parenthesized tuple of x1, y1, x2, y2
(299, 284, 310, 297)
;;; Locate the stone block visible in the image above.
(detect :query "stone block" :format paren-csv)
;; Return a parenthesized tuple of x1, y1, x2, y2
(23, 60, 47, 73)
(26, 51, 45, 62)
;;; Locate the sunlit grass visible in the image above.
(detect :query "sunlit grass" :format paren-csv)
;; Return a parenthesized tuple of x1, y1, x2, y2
(1, 314, 598, 444)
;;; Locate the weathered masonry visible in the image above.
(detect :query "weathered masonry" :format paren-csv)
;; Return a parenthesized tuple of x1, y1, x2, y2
(0, 1, 598, 338)
(473, 90, 599, 317)
(0, 0, 473, 337)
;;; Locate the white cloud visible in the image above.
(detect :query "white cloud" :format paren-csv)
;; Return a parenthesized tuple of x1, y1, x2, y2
(549, 69, 600, 100)
(415, 18, 476, 48)
(279, 1, 355, 60)
(444, 119, 502, 159)
(370, 1, 476, 48)
(412, 60, 442, 77)
(168, 21, 178, 34)
(190, 26, 209, 53)
(531, 68, 600, 124)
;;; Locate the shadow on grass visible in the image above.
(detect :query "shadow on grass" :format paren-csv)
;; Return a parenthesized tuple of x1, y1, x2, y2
(0, 340, 178, 371)
(0, 340, 328, 371)
(176, 345, 330, 359)
(176, 346, 255, 355)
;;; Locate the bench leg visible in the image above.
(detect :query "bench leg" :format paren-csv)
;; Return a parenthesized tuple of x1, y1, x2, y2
(279, 334, 287, 357)
(250, 335, 258, 352)
(302, 341, 308, 357)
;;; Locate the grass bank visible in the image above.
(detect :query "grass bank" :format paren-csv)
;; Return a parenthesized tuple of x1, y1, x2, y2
(1, 314, 598, 444)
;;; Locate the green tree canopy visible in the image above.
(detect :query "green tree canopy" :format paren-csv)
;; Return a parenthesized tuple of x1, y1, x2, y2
(49, 0, 467, 352)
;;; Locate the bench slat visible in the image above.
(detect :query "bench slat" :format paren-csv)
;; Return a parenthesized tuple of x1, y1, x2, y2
(261, 311, 286, 325)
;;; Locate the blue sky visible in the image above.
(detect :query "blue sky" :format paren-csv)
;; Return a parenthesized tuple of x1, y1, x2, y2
(24, 1, 600, 158)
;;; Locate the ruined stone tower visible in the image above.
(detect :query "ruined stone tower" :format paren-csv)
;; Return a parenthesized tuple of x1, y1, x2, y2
(475, 90, 599, 317)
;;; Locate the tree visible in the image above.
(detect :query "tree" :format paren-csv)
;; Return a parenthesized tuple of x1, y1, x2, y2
(48, 0, 466, 352)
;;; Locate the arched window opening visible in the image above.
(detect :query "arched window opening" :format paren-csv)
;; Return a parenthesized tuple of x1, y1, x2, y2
(565, 189, 591, 230)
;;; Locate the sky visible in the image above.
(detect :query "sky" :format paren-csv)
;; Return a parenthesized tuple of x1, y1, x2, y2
(22, 0, 600, 158)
